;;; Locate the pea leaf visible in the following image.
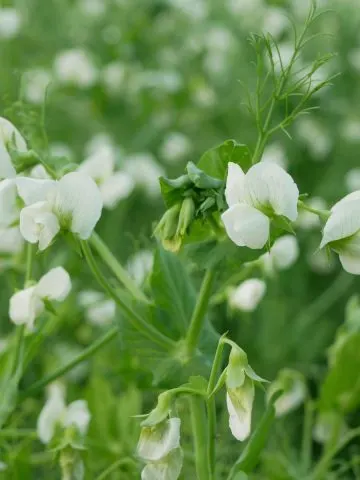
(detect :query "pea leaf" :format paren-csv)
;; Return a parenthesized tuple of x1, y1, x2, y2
(197, 140, 251, 180)
(186, 162, 223, 189)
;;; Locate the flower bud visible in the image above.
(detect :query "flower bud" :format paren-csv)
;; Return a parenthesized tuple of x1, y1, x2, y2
(141, 391, 173, 427)
(154, 204, 182, 252)
(176, 197, 195, 237)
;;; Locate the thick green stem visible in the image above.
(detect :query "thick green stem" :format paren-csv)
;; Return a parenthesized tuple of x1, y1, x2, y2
(190, 397, 211, 480)
(90, 232, 149, 304)
(21, 326, 119, 398)
(186, 269, 216, 356)
(81, 240, 174, 350)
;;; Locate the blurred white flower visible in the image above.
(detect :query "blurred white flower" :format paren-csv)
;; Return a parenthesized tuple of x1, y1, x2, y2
(78, 0, 107, 17)
(168, 0, 208, 21)
(296, 117, 332, 160)
(263, 7, 289, 39)
(54, 49, 98, 88)
(228, 279, 266, 312)
(261, 142, 288, 170)
(141, 449, 183, 480)
(0, 227, 24, 255)
(127, 250, 153, 286)
(297, 197, 327, 230)
(137, 70, 183, 94)
(345, 168, 360, 192)
(222, 162, 299, 249)
(37, 382, 90, 444)
(261, 235, 299, 273)
(0, 8, 21, 39)
(24, 69, 52, 104)
(192, 84, 216, 108)
(124, 153, 164, 198)
(340, 118, 360, 143)
(85, 133, 115, 157)
(320, 192, 360, 274)
(159, 132, 191, 164)
(17, 172, 103, 250)
(49, 142, 73, 161)
(0, 117, 27, 180)
(0, 179, 23, 254)
(78, 290, 115, 326)
(9, 267, 71, 329)
(313, 411, 347, 444)
(267, 369, 306, 417)
(102, 62, 126, 95)
(79, 145, 134, 209)
(206, 26, 234, 52)
(0, 461, 6, 472)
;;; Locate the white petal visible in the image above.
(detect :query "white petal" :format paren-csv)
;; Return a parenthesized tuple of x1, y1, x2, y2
(270, 235, 299, 270)
(78, 146, 115, 183)
(274, 381, 306, 417)
(141, 448, 183, 480)
(244, 163, 299, 221)
(63, 400, 91, 435)
(137, 418, 181, 462)
(9, 286, 43, 328)
(36, 267, 72, 301)
(228, 278, 266, 312)
(19, 201, 60, 251)
(226, 379, 254, 441)
(221, 204, 270, 249)
(54, 172, 103, 239)
(87, 300, 116, 326)
(100, 172, 134, 209)
(37, 388, 66, 444)
(0, 179, 18, 227)
(16, 177, 56, 205)
(225, 162, 246, 207)
(320, 199, 360, 249)
(0, 117, 27, 152)
(332, 190, 360, 212)
(0, 227, 24, 254)
(0, 144, 16, 179)
(78, 289, 104, 308)
(339, 253, 360, 275)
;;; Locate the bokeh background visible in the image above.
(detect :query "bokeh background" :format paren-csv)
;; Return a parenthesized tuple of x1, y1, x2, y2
(1, 0, 360, 478)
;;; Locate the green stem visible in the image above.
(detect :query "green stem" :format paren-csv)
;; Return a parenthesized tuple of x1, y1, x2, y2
(81, 240, 174, 350)
(301, 400, 314, 474)
(0, 429, 37, 438)
(190, 396, 211, 480)
(90, 232, 149, 304)
(21, 326, 119, 398)
(185, 269, 216, 356)
(96, 458, 137, 480)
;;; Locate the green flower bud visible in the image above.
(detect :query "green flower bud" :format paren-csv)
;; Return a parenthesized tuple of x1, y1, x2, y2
(176, 197, 195, 237)
(141, 391, 174, 427)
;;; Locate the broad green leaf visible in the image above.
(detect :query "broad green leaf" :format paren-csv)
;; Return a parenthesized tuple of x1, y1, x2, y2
(186, 162, 223, 189)
(319, 332, 360, 413)
(197, 140, 251, 180)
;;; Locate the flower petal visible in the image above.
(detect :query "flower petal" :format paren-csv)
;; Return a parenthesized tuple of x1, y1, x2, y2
(244, 163, 299, 221)
(228, 278, 266, 312)
(332, 190, 360, 212)
(78, 145, 115, 183)
(221, 204, 270, 249)
(19, 201, 60, 251)
(320, 199, 360, 249)
(339, 252, 360, 275)
(0, 117, 27, 152)
(64, 400, 91, 435)
(0, 144, 16, 179)
(36, 267, 72, 301)
(16, 177, 56, 205)
(9, 286, 43, 328)
(269, 234, 299, 270)
(54, 172, 103, 239)
(100, 172, 134, 209)
(224, 162, 245, 207)
(37, 386, 66, 444)
(0, 227, 24, 254)
(141, 448, 183, 480)
(226, 378, 254, 441)
(0, 179, 18, 227)
(137, 418, 181, 462)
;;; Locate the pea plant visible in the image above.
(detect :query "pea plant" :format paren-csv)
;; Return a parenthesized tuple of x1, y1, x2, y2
(1, 3, 360, 479)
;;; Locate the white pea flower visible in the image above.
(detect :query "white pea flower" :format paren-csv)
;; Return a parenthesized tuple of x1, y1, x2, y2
(0, 117, 27, 180)
(222, 162, 299, 249)
(225, 345, 265, 441)
(267, 369, 306, 417)
(0, 179, 23, 254)
(30, 164, 52, 180)
(228, 279, 266, 312)
(159, 132, 191, 164)
(78, 290, 115, 326)
(24, 69, 52, 104)
(102, 62, 126, 95)
(37, 383, 90, 444)
(126, 250, 154, 286)
(78, 145, 134, 209)
(320, 191, 360, 274)
(17, 172, 103, 250)
(263, 7, 289, 39)
(261, 142, 288, 170)
(313, 411, 347, 444)
(0, 227, 24, 254)
(9, 267, 71, 329)
(0, 8, 21, 39)
(54, 49, 98, 88)
(124, 153, 164, 198)
(261, 235, 299, 273)
(141, 448, 183, 480)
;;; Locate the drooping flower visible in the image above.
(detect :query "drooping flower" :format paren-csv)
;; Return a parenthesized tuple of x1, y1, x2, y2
(78, 290, 116, 326)
(228, 278, 266, 312)
(0, 117, 27, 180)
(222, 162, 299, 249)
(78, 144, 134, 209)
(267, 369, 307, 417)
(17, 172, 103, 250)
(260, 235, 299, 274)
(141, 448, 184, 480)
(9, 267, 71, 329)
(320, 191, 360, 274)
(37, 383, 90, 444)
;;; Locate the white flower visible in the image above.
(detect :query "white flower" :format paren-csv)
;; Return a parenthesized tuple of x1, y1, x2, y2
(228, 279, 266, 312)
(85, 133, 115, 157)
(0, 117, 27, 180)
(49, 143, 73, 160)
(78, 290, 115, 326)
(0, 227, 24, 254)
(313, 411, 347, 444)
(297, 197, 327, 230)
(296, 117, 332, 160)
(320, 192, 360, 274)
(263, 7, 289, 39)
(345, 168, 360, 192)
(127, 250, 154, 286)
(124, 153, 164, 198)
(222, 162, 299, 249)
(0, 179, 24, 254)
(0, 461, 7, 472)
(17, 172, 103, 250)
(141, 448, 183, 480)
(261, 142, 288, 170)
(137, 418, 181, 462)
(30, 164, 52, 180)
(159, 132, 191, 164)
(78, 145, 134, 209)
(24, 69, 52, 104)
(267, 369, 306, 417)
(0, 8, 21, 39)
(54, 49, 98, 88)
(78, 0, 106, 17)
(102, 62, 126, 95)
(37, 383, 90, 444)
(261, 235, 299, 273)
(9, 267, 71, 329)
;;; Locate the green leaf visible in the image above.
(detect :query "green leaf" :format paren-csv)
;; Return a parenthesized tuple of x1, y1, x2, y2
(197, 140, 251, 180)
(319, 332, 360, 413)
(186, 162, 223, 189)
(271, 216, 295, 234)
(159, 177, 188, 208)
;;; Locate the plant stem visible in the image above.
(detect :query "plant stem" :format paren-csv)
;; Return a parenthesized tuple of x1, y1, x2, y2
(190, 396, 211, 480)
(81, 240, 174, 350)
(21, 326, 119, 398)
(90, 232, 149, 304)
(301, 400, 314, 474)
(96, 458, 137, 480)
(185, 269, 216, 356)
